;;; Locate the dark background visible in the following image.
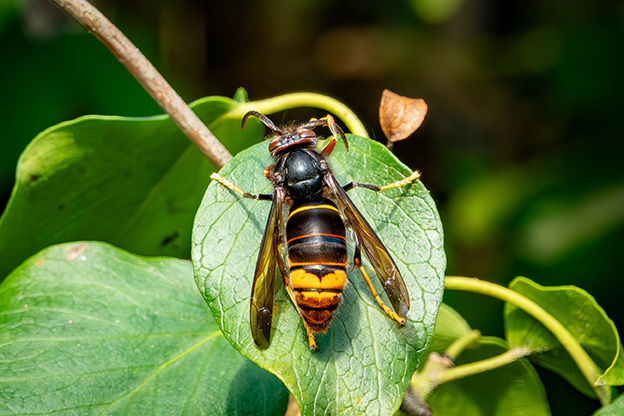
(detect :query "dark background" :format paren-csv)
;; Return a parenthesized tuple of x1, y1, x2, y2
(1, 0, 623, 414)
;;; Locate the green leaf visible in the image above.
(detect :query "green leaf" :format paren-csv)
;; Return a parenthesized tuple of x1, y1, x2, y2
(428, 337, 552, 416)
(0, 241, 288, 415)
(428, 303, 473, 354)
(233, 87, 250, 102)
(594, 393, 624, 416)
(193, 135, 446, 415)
(0, 96, 264, 280)
(505, 276, 624, 397)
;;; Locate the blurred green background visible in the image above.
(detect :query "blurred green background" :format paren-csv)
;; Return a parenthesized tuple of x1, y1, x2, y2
(1, 0, 623, 413)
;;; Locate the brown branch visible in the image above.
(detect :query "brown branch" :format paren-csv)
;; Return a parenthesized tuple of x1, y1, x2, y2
(49, 0, 232, 168)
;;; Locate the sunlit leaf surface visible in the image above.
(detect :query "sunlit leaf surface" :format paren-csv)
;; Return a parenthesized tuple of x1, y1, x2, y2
(0, 96, 264, 280)
(593, 393, 624, 416)
(193, 135, 445, 415)
(0, 242, 288, 415)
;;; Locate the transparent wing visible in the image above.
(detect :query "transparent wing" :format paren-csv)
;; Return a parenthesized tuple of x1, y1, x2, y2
(324, 173, 410, 317)
(250, 186, 284, 349)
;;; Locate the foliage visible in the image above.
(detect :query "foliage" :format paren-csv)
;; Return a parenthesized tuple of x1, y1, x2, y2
(193, 135, 445, 415)
(0, 96, 263, 280)
(505, 277, 624, 396)
(0, 91, 446, 414)
(427, 336, 551, 415)
(594, 394, 624, 416)
(1, 89, 622, 415)
(421, 278, 624, 414)
(0, 241, 288, 415)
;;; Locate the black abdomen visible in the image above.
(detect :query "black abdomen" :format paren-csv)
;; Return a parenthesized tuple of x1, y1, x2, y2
(286, 198, 348, 332)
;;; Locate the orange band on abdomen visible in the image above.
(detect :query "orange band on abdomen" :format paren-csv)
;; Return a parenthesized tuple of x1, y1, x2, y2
(290, 268, 347, 290)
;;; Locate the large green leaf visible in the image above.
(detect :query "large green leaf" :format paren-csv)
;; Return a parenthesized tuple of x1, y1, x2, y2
(193, 135, 446, 415)
(594, 393, 624, 416)
(505, 276, 624, 397)
(0, 96, 264, 280)
(428, 337, 551, 416)
(427, 303, 473, 355)
(0, 241, 288, 415)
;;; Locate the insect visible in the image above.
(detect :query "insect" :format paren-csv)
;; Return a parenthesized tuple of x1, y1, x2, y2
(210, 111, 421, 350)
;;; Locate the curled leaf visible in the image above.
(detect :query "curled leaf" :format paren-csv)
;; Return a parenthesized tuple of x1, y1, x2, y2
(379, 89, 428, 144)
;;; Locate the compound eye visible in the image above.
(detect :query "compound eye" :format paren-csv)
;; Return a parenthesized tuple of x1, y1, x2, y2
(298, 130, 316, 140)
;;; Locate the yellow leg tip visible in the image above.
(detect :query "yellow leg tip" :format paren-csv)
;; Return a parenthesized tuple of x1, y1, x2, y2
(383, 306, 406, 326)
(378, 170, 421, 191)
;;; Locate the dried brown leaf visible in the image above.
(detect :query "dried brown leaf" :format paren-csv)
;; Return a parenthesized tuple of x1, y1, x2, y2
(379, 89, 428, 143)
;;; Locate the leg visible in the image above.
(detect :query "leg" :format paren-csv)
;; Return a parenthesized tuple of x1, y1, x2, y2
(320, 134, 337, 158)
(354, 249, 406, 325)
(378, 170, 421, 191)
(210, 173, 272, 200)
(301, 114, 348, 154)
(343, 170, 421, 193)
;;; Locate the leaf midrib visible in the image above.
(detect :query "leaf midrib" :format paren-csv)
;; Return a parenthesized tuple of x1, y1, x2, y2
(97, 331, 222, 415)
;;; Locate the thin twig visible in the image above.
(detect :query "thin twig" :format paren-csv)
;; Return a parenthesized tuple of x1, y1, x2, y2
(48, 0, 232, 168)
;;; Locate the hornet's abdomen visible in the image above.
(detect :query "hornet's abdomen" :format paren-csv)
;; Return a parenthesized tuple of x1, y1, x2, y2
(286, 197, 347, 332)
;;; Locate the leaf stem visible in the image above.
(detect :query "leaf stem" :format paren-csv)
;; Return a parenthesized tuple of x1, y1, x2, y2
(444, 330, 481, 361)
(445, 276, 610, 405)
(412, 331, 479, 400)
(436, 346, 532, 386)
(412, 332, 531, 401)
(48, 0, 232, 168)
(229, 93, 369, 137)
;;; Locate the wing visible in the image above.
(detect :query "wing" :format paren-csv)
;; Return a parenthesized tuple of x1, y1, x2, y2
(250, 186, 285, 349)
(324, 172, 410, 317)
